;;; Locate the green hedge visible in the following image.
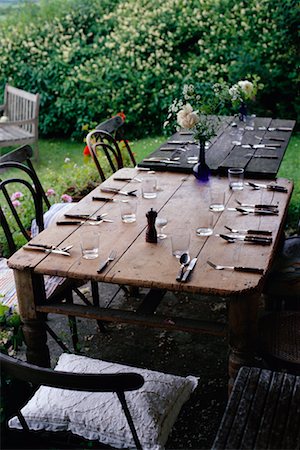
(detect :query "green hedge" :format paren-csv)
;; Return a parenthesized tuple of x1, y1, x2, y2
(0, 0, 298, 140)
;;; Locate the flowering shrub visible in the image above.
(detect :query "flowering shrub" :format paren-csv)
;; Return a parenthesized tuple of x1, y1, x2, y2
(0, 0, 298, 139)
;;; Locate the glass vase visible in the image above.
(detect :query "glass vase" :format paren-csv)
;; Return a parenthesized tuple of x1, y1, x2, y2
(239, 102, 247, 122)
(192, 140, 210, 182)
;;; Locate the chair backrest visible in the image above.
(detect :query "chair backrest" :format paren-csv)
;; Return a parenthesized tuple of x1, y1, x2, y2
(95, 116, 136, 166)
(3, 84, 40, 137)
(96, 115, 124, 135)
(0, 145, 50, 208)
(86, 129, 136, 182)
(0, 160, 45, 255)
(0, 352, 144, 449)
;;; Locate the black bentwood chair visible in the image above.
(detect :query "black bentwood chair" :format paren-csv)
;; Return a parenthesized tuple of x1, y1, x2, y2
(0, 148, 104, 352)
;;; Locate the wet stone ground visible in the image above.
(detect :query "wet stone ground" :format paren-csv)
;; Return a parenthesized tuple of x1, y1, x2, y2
(14, 284, 229, 450)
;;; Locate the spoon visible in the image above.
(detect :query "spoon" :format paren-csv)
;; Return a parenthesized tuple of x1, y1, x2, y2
(176, 252, 190, 281)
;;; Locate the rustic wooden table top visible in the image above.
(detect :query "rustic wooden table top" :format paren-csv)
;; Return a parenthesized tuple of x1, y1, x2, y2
(8, 168, 293, 298)
(137, 116, 295, 179)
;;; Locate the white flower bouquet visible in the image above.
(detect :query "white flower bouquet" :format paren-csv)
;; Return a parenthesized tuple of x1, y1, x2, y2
(164, 83, 227, 143)
(228, 75, 263, 108)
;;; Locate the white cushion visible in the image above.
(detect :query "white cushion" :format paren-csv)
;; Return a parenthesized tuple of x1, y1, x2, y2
(9, 353, 198, 449)
(31, 203, 75, 237)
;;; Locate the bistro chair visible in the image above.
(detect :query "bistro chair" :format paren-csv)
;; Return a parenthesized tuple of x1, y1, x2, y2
(0, 155, 103, 351)
(86, 117, 136, 182)
(96, 115, 136, 168)
(1, 352, 198, 450)
(263, 225, 300, 311)
(258, 311, 300, 375)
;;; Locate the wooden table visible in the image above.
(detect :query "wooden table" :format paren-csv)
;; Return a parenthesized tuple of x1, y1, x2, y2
(8, 168, 293, 387)
(138, 116, 295, 179)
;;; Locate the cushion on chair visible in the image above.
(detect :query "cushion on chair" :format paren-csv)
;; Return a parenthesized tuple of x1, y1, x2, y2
(8, 353, 198, 449)
(0, 258, 18, 309)
(0, 258, 66, 310)
(31, 202, 75, 237)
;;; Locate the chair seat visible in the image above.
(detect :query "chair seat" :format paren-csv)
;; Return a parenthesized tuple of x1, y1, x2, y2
(0, 258, 66, 310)
(264, 235, 300, 297)
(212, 366, 300, 449)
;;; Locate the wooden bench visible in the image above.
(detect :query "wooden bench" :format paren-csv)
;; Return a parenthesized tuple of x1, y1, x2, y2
(212, 366, 300, 449)
(0, 84, 40, 159)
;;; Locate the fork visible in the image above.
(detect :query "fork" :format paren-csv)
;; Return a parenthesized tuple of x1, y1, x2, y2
(224, 225, 272, 236)
(207, 260, 264, 274)
(97, 250, 117, 273)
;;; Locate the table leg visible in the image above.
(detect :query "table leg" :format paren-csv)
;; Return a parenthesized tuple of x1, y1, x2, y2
(13, 268, 50, 367)
(227, 292, 260, 393)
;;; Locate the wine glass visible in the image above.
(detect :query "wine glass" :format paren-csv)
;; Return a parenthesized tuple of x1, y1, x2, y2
(156, 217, 168, 239)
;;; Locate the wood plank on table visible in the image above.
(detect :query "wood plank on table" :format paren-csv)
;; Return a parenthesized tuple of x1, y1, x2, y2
(19, 169, 189, 279)
(219, 118, 295, 179)
(138, 116, 295, 179)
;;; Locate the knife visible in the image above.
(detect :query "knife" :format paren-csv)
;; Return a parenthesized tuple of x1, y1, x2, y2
(236, 202, 278, 209)
(100, 187, 137, 196)
(228, 207, 279, 215)
(219, 234, 272, 245)
(266, 137, 285, 142)
(252, 144, 281, 148)
(181, 258, 197, 282)
(64, 214, 112, 223)
(246, 182, 288, 192)
(113, 177, 142, 182)
(24, 246, 71, 256)
(92, 196, 116, 202)
(27, 243, 55, 250)
(142, 158, 181, 165)
(64, 213, 109, 220)
(268, 127, 293, 131)
(166, 141, 195, 145)
(159, 147, 182, 151)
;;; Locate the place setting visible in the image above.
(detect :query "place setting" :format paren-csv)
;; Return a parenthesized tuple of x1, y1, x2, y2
(56, 212, 114, 226)
(23, 242, 73, 256)
(170, 230, 198, 283)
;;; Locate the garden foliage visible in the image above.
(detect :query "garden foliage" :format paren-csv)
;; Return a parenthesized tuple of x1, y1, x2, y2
(0, 0, 298, 140)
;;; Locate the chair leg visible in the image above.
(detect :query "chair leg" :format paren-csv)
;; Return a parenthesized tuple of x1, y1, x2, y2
(117, 391, 142, 450)
(65, 289, 79, 351)
(91, 281, 107, 333)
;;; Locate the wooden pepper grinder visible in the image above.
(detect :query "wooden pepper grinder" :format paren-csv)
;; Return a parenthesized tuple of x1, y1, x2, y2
(146, 208, 157, 243)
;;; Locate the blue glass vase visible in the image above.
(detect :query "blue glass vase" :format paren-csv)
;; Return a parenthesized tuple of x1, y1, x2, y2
(192, 141, 210, 182)
(239, 102, 247, 122)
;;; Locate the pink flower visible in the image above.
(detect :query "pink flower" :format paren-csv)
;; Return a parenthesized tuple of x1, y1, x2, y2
(11, 191, 23, 201)
(61, 194, 73, 203)
(46, 188, 56, 197)
(12, 200, 21, 208)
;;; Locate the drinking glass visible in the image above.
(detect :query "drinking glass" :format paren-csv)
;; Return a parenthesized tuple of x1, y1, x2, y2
(142, 177, 157, 199)
(156, 217, 168, 239)
(228, 168, 244, 191)
(120, 199, 137, 223)
(196, 211, 214, 236)
(209, 187, 225, 212)
(171, 231, 190, 258)
(80, 228, 99, 259)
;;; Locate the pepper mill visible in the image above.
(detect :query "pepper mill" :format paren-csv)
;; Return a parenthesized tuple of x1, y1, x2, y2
(146, 208, 157, 243)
